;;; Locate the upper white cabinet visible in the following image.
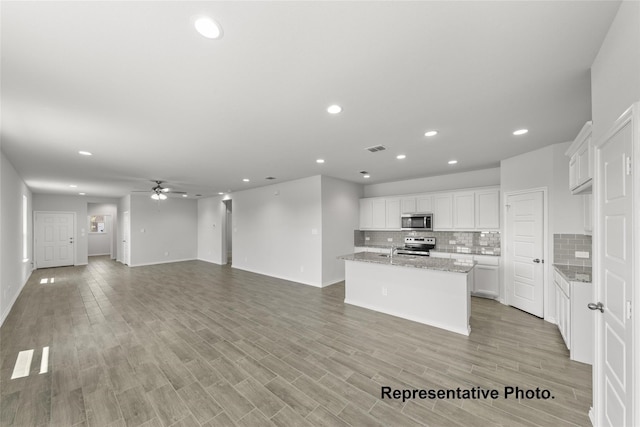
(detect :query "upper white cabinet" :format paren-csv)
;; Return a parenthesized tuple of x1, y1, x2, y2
(566, 121, 593, 194)
(475, 189, 500, 230)
(358, 186, 500, 231)
(371, 199, 387, 229)
(453, 192, 475, 229)
(400, 197, 417, 214)
(416, 195, 433, 213)
(433, 194, 453, 230)
(359, 199, 373, 229)
(385, 199, 401, 229)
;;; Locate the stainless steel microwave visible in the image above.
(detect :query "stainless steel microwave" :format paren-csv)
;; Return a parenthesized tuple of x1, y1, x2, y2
(401, 213, 433, 231)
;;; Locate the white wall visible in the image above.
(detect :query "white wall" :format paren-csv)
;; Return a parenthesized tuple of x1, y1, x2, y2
(591, 0, 640, 143)
(197, 195, 226, 264)
(364, 167, 500, 198)
(129, 195, 197, 266)
(321, 176, 363, 286)
(87, 202, 118, 258)
(232, 175, 323, 286)
(1, 152, 33, 326)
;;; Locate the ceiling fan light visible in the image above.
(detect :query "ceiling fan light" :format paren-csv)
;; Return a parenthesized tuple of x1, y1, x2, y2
(151, 193, 160, 200)
(159, 193, 167, 200)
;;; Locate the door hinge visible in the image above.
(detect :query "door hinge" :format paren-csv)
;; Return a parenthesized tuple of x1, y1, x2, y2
(627, 301, 632, 319)
(626, 156, 632, 175)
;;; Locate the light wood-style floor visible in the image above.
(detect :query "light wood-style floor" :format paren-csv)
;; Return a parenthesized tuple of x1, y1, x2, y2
(1, 256, 592, 427)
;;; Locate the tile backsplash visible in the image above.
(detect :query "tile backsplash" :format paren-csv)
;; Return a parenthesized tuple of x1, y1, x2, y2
(354, 230, 501, 254)
(553, 234, 592, 267)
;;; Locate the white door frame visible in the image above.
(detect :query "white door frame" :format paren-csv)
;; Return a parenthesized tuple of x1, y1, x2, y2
(502, 187, 549, 319)
(591, 103, 639, 427)
(33, 211, 77, 269)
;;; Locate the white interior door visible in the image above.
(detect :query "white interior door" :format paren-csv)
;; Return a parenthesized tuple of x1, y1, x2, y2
(593, 106, 635, 427)
(122, 211, 130, 265)
(35, 212, 74, 268)
(505, 191, 544, 317)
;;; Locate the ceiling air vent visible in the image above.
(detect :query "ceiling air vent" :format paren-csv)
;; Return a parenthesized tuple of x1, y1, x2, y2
(365, 145, 386, 153)
(265, 176, 276, 180)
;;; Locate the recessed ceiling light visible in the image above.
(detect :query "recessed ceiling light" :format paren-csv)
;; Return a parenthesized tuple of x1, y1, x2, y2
(78, 151, 92, 156)
(242, 178, 250, 182)
(316, 159, 325, 164)
(218, 192, 224, 195)
(448, 160, 458, 165)
(396, 154, 406, 160)
(194, 16, 223, 39)
(513, 129, 528, 136)
(424, 130, 438, 137)
(327, 105, 342, 114)
(182, 194, 188, 198)
(69, 184, 77, 188)
(79, 193, 86, 196)
(363, 175, 371, 179)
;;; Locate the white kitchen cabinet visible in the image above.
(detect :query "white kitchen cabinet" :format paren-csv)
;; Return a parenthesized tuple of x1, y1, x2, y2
(553, 267, 593, 364)
(473, 255, 500, 299)
(401, 197, 416, 214)
(359, 186, 499, 231)
(433, 194, 453, 230)
(386, 198, 401, 229)
(475, 189, 500, 230)
(359, 199, 373, 229)
(416, 195, 433, 213)
(429, 252, 501, 299)
(583, 194, 593, 235)
(453, 192, 475, 229)
(566, 121, 593, 194)
(371, 199, 387, 229)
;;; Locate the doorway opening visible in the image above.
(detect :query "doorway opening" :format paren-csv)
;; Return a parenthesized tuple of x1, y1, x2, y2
(87, 203, 118, 262)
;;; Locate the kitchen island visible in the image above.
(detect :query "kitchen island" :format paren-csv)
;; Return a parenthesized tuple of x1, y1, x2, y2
(338, 252, 475, 336)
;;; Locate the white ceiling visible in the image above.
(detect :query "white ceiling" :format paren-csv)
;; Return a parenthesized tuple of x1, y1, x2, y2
(1, 1, 621, 198)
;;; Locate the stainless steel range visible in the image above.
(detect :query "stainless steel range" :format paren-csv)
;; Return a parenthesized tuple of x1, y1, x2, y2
(395, 236, 436, 256)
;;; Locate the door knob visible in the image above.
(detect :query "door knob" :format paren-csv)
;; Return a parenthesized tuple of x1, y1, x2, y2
(533, 258, 541, 263)
(588, 302, 604, 313)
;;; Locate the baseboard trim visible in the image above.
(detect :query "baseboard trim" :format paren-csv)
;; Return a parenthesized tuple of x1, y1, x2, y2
(231, 264, 321, 288)
(0, 269, 33, 327)
(128, 258, 196, 267)
(196, 258, 224, 266)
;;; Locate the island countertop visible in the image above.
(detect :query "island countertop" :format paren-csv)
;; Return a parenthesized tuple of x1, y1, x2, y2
(338, 252, 475, 273)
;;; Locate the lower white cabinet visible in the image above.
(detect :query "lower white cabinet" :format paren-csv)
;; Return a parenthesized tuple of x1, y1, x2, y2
(553, 268, 593, 365)
(430, 252, 500, 299)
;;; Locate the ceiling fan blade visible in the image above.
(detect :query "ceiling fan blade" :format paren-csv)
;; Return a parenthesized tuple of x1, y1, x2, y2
(169, 191, 187, 194)
(131, 190, 151, 192)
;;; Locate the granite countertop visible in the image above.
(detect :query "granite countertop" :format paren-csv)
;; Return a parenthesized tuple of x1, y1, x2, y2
(339, 252, 475, 273)
(430, 248, 501, 257)
(354, 245, 501, 256)
(553, 264, 592, 283)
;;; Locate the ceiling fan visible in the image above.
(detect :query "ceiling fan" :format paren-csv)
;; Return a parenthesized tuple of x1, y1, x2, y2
(132, 180, 186, 200)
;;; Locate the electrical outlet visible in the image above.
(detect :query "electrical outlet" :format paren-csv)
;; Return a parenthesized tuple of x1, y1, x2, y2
(575, 251, 590, 259)
(449, 240, 456, 244)
(164, 251, 169, 256)
(300, 265, 305, 272)
(387, 238, 393, 242)
(365, 237, 370, 241)
(382, 287, 387, 296)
